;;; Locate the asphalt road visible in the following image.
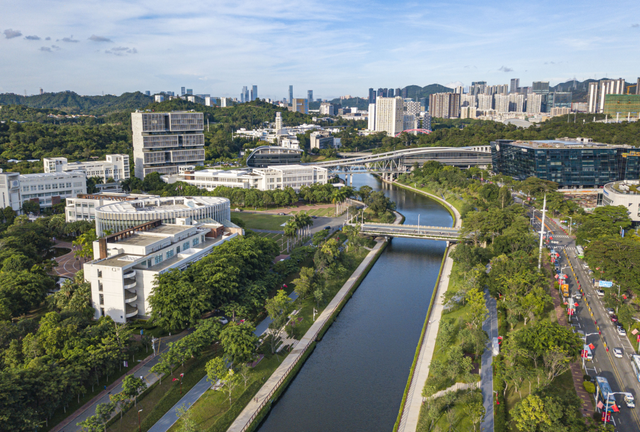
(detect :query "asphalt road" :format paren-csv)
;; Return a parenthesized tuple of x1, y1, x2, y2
(532, 215, 640, 430)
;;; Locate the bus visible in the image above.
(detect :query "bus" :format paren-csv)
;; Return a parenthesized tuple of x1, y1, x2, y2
(595, 376, 617, 413)
(631, 355, 640, 382)
(576, 245, 584, 259)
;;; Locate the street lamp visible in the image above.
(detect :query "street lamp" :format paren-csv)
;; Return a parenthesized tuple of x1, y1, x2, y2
(138, 409, 143, 432)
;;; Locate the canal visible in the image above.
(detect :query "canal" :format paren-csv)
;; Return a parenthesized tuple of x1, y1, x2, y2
(257, 174, 452, 432)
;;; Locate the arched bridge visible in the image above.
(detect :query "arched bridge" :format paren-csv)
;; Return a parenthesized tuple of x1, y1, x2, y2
(311, 146, 491, 174)
(353, 222, 461, 241)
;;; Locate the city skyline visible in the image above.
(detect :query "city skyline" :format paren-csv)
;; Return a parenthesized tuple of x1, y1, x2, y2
(1, 0, 640, 99)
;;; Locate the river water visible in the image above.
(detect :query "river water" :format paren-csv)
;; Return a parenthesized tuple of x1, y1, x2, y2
(257, 174, 452, 432)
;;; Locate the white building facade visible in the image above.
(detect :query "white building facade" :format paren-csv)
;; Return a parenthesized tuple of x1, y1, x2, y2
(65, 192, 159, 223)
(0, 169, 86, 212)
(374, 96, 404, 136)
(44, 154, 130, 182)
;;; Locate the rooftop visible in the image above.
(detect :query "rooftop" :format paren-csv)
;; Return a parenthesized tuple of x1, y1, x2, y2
(605, 180, 640, 195)
(502, 137, 632, 150)
(96, 196, 228, 215)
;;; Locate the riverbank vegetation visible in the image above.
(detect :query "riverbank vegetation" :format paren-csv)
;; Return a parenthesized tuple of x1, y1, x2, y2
(408, 163, 602, 431)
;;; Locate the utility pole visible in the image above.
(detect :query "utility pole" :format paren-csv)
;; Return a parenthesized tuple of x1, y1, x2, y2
(538, 194, 547, 271)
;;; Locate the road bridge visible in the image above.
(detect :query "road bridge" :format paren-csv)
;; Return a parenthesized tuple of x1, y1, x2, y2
(312, 146, 491, 179)
(354, 222, 461, 241)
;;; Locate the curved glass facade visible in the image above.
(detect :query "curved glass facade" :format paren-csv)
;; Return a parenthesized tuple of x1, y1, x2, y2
(246, 146, 303, 168)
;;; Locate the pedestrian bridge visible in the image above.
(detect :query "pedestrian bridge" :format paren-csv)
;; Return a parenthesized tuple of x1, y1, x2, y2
(353, 222, 461, 241)
(312, 146, 491, 174)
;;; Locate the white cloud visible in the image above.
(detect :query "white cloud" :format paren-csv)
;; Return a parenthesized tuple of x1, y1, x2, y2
(3, 29, 22, 39)
(61, 36, 79, 43)
(89, 35, 112, 42)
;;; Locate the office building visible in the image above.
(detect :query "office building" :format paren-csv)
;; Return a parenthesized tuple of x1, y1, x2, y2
(0, 169, 86, 213)
(319, 103, 335, 116)
(637, 78, 640, 95)
(477, 94, 493, 111)
(551, 92, 572, 109)
(289, 98, 309, 114)
(275, 112, 283, 135)
(84, 217, 241, 323)
(131, 111, 205, 179)
(241, 86, 247, 103)
(527, 93, 543, 113)
(532, 81, 550, 94)
(368, 88, 376, 104)
(219, 97, 231, 107)
(429, 93, 460, 119)
(375, 96, 404, 136)
(245, 146, 303, 167)
(491, 138, 640, 188)
(403, 114, 417, 132)
(205, 96, 217, 107)
(307, 90, 313, 102)
(181, 87, 186, 96)
(603, 95, 640, 118)
(44, 154, 130, 183)
(154, 95, 164, 103)
(469, 81, 487, 96)
(310, 131, 336, 150)
(588, 79, 626, 113)
(510, 78, 520, 94)
(163, 165, 327, 192)
(368, 103, 376, 131)
(289, 85, 293, 103)
(186, 89, 193, 96)
(251, 85, 258, 101)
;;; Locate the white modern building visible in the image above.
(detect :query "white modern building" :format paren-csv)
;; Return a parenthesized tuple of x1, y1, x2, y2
(588, 79, 626, 113)
(84, 219, 243, 323)
(131, 111, 206, 179)
(94, 195, 231, 236)
(66, 192, 159, 223)
(162, 164, 328, 192)
(0, 169, 86, 213)
(367, 103, 376, 131)
(374, 96, 404, 136)
(44, 154, 130, 182)
(601, 180, 640, 223)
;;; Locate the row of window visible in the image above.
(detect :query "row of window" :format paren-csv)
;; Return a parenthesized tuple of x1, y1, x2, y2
(22, 182, 73, 192)
(149, 236, 203, 267)
(22, 190, 74, 199)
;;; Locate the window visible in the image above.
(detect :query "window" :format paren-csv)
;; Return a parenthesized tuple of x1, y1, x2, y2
(38, 184, 44, 191)
(166, 249, 174, 259)
(147, 259, 152, 268)
(154, 255, 163, 265)
(66, 183, 71, 188)
(176, 245, 181, 253)
(31, 185, 36, 191)
(45, 184, 51, 190)
(22, 186, 28, 192)
(52, 184, 58, 190)
(98, 281, 103, 292)
(97, 269, 102, 278)
(192, 238, 199, 247)
(99, 294, 104, 305)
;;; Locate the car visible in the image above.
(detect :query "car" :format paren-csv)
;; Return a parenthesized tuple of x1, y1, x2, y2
(324, 226, 331, 230)
(611, 315, 618, 323)
(596, 289, 605, 297)
(617, 326, 627, 336)
(312, 216, 317, 219)
(277, 212, 286, 216)
(574, 293, 582, 300)
(218, 317, 229, 325)
(606, 308, 615, 315)
(613, 348, 623, 358)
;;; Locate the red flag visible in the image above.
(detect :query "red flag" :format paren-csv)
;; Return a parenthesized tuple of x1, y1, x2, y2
(581, 350, 586, 358)
(575, 302, 579, 307)
(180, 373, 184, 377)
(612, 404, 620, 413)
(589, 343, 595, 350)
(597, 401, 604, 410)
(172, 378, 179, 382)
(283, 284, 288, 288)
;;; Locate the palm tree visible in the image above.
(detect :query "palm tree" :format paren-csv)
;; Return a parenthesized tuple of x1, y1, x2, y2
(283, 220, 297, 252)
(295, 213, 313, 241)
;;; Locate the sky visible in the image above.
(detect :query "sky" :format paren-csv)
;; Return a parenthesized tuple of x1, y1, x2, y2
(1, 0, 640, 100)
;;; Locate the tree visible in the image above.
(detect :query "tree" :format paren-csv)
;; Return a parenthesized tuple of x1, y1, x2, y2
(237, 363, 252, 389)
(176, 403, 197, 432)
(576, 205, 632, 245)
(48, 270, 94, 319)
(292, 267, 315, 299)
(121, 375, 147, 407)
(265, 290, 293, 354)
(73, 229, 97, 261)
(466, 287, 488, 330)
(21, 200, 40, 215)
(92, 401, 116, 432)
(219, 323, 257, 366)
(512, 395, 551, 432)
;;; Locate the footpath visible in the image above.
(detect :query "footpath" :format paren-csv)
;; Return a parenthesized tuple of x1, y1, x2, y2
(51, 332, 186, 432)
(397, 244, 456, 432)
(226, 239, 388, 432)
(479, 290, 498, 432)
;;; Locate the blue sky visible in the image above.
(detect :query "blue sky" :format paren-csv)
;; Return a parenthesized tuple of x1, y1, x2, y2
(1, 0, 639, 100)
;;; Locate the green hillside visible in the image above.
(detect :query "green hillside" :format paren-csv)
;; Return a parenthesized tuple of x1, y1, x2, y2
(0, 91, 153, 115)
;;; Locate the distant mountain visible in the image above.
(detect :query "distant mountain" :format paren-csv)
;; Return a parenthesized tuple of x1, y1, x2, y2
(404, 84, 453, 100)
(0, 91, 153, 115)
(550, 78, 637, 103)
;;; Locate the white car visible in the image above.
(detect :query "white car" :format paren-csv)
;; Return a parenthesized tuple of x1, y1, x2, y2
(617, 326, 627, 336)
(219, 317, 229, 325)
(613, 348, 623, 358)
(596, 289, 605, 297)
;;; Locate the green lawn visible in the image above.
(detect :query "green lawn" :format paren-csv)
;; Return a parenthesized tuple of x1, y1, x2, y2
(289, 207, 336, 217)
(232, 213, 290, 230)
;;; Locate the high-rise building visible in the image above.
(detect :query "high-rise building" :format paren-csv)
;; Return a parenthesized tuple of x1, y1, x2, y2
(509, 94, 525, 112)
(454, 86, 464, 94)
(588, 79, 626, 113)
(494, 94, 510, 113)
(275, 112, 283, 134)
(404, 101, 421, 116)
(477, 94, 493, 111)
(241, 86, 248, 103)
(396, 88, 402, 99)
(510, 78, 519, 94)
(403, 114, 417, 132)
(420, 113, 432, 130)
(181, 87, 186, 96)
(470, 81, 487, 96)
(319, 103, 335, 116)
(552, 92, 572, 109)
(251, 85, 258, 101)
(429, 93, 461, 119)
(368, 103, 376, 130)
(307, 90, 313, 102)
(186, 89, 193, 95)
(401, 88, 408, 99)
(289, 98, 308, 114)
(368, 88, 376, 104)
(461, 94, 476, 108)
(374, 96, 404, 136)
(527, 93, 543, 113)
(144, 91, 150, 96)
(154, 95, 165, 103)
(289, 85, 293, 104)
(637, 78, 640, 95)
(377, 88, 384, 98)
(532, 81, 550, 94)
(131, 111, 205, 179)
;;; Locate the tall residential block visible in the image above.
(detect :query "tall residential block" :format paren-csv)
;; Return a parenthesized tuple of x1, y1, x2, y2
(527, 93, 543, 113)
(404, 101, 422, 116)
(588, 79, 626, 113)
(289, 98, 308, 114)
(374, 96, 404, 136)
(510, 78, 519, 94)
(368, 88, 376, 104)
(289, 85, 293, 103)
(251, 85, 258, 101)
(429, 93, 461, 119)
(368, 103, 376, 130)
(307, 90, 313, 102)
(131, 111, 205, 179)
(477, 94, 493, 111)
(494, 94, 510, 113)
(319, 103, 335, 116)
(461, 94, 476, 108)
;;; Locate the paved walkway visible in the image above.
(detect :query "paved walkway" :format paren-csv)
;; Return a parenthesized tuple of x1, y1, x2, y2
(148, 375, 212, 432)
(426, 381, 480, 400)
(480, 290, 498, 432)
(52, 241, 84, 279)
(397, 245, 455, 432)
(252, 229, 284, 234)
(50, 332, 186, 432)
(226, 239, 388, 432)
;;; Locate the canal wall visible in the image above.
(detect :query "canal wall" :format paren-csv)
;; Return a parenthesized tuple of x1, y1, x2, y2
(228, 238, 391, 432)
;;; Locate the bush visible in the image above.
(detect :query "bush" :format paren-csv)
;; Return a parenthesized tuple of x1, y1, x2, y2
(583, 381, 595, 394)
(583, 374, 592, 382)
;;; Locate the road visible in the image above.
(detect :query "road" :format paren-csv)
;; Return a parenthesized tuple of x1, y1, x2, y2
(531, 214, 640, 430)
(480, 290, 498, 432)
(358, 223, 460, 240)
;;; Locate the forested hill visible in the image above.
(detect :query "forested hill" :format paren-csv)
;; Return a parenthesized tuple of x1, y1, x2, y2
(0, 91, 153, 115)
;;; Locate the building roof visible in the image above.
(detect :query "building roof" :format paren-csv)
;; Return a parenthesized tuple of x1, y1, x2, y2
(498, 138, 632, 150)
(96, 196, 228, 215)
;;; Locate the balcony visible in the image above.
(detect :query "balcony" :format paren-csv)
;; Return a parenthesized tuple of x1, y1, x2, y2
(125, 304, 138, 319)
(123, 270, 137, 279)
(124, 278, 137, 289)
(124, 290, 138, 304)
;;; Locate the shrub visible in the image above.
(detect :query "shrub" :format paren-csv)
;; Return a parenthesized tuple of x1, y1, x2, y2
(583, 374, 592, 382)
(583, 381, 595, 394)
